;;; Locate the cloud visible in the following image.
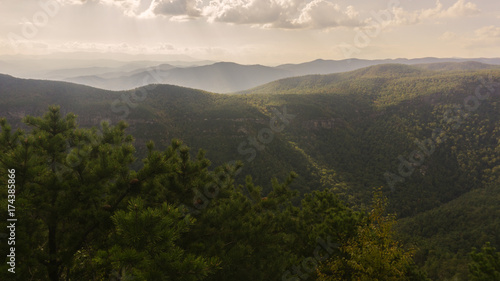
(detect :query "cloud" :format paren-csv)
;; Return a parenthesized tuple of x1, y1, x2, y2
(150, 0, 202, 17)
(436, 26, 500, 51)
(375, 0, 480, 27)
(439, 31, 457, 41)
(292, 1, 361, 29)
(203, 0, 285, 25)
(58, 0, 86, 4)
(59, 0, 154, 17)
(203, 0, 363, 29)
(60, 0, 362, 28)
(441, 0, 480, 18)
(419, 0, 480, 20)
(58, 0, 480, 30)
(100, 0, 154, 16)
(157, 43, 175, 50)
(459, 26, 500, 51)
(475, 25, 500, 38)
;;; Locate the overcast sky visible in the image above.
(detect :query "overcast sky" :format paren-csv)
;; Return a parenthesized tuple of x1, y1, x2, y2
(0, 0, 499, 65)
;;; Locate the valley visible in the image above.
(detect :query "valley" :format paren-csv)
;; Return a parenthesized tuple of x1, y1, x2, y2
(1, 61, 500, 280)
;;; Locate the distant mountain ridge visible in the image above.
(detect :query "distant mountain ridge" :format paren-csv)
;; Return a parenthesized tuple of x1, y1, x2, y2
(238, 62, 500, 95)
(63, 58, 500, 93)
(2, 57, 500, 93)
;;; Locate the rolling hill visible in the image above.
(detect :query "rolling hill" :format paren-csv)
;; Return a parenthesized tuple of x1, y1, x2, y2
(1, 63, 500, 280)
(63, 58, 500, 92)
(3, 57, 500, 93)
(64, 62, 294, 93)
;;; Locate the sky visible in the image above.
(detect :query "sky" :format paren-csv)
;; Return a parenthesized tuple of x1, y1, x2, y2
(0, 0, 499, 65)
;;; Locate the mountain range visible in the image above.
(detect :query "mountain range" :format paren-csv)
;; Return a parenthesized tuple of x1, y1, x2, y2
(2, 56, 500, 93)
(1, 61, 500, 280)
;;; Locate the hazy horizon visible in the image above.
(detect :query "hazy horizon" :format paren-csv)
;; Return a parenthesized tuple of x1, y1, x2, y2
(2, 52, 500, 68)
(1, 0, 499, 65)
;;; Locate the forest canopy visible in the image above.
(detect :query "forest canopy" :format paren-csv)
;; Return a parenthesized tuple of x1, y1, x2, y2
(0, 106, 432, 281)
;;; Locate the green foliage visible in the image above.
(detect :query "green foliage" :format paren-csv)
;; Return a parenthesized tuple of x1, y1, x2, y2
(317, 190, 425, 281)
(396, 183, 500, 280)
(0, 106, 137, 280)
(468, 242, 500, 281)
(1, 64, 500, 280)
(93, 198, 220, 281)
(0, 107, 365, 281)
(137, 139, 214, 207)
(295, 189, 363, 256)
(181, 173, 300, 281)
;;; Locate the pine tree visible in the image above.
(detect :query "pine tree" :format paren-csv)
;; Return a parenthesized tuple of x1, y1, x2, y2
(1, 106, 136, 280)
(93, 198, 220, 280)
(180, 173, 301, 281)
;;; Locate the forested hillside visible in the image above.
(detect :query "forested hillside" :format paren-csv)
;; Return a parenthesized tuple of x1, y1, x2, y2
(1, 63, 500, 280)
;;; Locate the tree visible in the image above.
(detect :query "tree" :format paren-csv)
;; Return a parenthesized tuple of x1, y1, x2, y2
(468, 242, 500, 281)
(1, 106, 290, 280)
(1, 106, 433, 280)
(180, 173, 301, 281)
(92, 198, 220, 281)
(317, 189, 421, 281)
(0, 106, 136, 280)
(281, 189, 364, 281)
